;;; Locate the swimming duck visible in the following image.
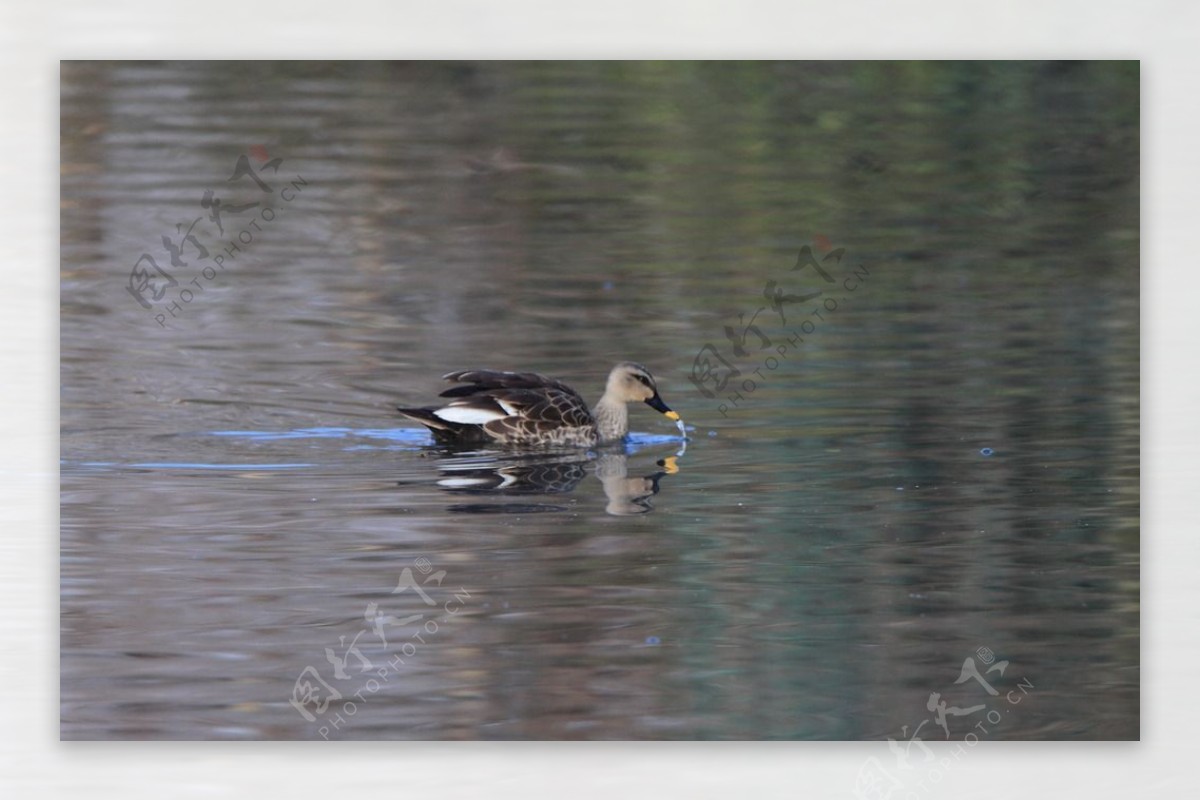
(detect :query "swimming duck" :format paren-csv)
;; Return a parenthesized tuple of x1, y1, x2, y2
(398, 362, 682, 448)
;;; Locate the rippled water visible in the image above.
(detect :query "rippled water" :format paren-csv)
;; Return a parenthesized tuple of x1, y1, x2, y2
(61, 61, 1139, 740)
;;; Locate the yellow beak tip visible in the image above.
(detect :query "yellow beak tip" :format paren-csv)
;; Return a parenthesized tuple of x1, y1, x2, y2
(665, 411, 681, 421)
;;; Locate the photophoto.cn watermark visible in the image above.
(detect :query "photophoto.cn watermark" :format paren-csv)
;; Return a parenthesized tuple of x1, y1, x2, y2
(687, 235, 870, 416)
(854, 646, 1035, 800)
(288, 557, 472, 738)
(123, 145, 308, 327)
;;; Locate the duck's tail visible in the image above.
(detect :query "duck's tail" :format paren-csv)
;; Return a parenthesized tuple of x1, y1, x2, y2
(397, 407, 491, 446)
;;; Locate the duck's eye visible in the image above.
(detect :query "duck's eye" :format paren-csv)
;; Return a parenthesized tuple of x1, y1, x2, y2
(634, 374, 652, 387)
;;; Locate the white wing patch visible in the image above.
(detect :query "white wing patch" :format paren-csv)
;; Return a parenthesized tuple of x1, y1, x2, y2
(433, 403, 507, 424)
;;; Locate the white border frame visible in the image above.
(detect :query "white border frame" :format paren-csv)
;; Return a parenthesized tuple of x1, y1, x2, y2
(7, 1, 1191, 797)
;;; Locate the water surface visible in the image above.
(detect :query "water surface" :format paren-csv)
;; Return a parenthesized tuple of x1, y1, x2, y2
(61, 61, 1139, 741)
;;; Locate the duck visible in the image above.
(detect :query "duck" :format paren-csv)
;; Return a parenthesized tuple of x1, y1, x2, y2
(397, 362, 682, 448)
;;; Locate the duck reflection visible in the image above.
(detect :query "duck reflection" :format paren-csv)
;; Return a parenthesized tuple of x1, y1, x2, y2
(406, 441, 685, 516)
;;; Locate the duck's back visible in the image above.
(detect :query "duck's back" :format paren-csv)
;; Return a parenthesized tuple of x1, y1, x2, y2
(401, 369, 599, 447)
(439, 369, 580, 399)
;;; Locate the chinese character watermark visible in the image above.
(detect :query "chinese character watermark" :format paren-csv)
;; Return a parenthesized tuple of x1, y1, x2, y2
(123, 147, 308, 327)
(688, 235, 870, 416)
(288, 557, 472, 738)
(854, 647, 1035, 799)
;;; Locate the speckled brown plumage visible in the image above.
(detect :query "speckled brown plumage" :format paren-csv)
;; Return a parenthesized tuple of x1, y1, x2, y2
(398, 363, 680, 448)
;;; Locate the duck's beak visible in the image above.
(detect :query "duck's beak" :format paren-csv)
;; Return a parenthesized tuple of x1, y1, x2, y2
(645, 393, 680, 421)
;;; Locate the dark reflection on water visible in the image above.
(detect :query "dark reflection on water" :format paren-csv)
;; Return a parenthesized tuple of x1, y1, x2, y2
(414, 442, 684, 517)
(61, 61, 1138, 740)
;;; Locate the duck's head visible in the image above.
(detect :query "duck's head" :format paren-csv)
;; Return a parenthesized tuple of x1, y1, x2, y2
(607, 362, 680, 421)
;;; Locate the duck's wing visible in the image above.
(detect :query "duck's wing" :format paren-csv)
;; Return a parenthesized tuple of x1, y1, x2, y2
(432, 370, 594, 437)
(439, 369, 579, 398)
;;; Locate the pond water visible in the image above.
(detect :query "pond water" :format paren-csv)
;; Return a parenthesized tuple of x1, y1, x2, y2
(60, 61, 1139, 741)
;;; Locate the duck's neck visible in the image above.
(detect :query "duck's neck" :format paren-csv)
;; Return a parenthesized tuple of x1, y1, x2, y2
(593, 393, 628, 443)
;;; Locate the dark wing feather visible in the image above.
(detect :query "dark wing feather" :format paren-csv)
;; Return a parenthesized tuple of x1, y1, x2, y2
(439, 369, 581, 398)
(403, 369, 597, 446)
(485, 387, 594, 427)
